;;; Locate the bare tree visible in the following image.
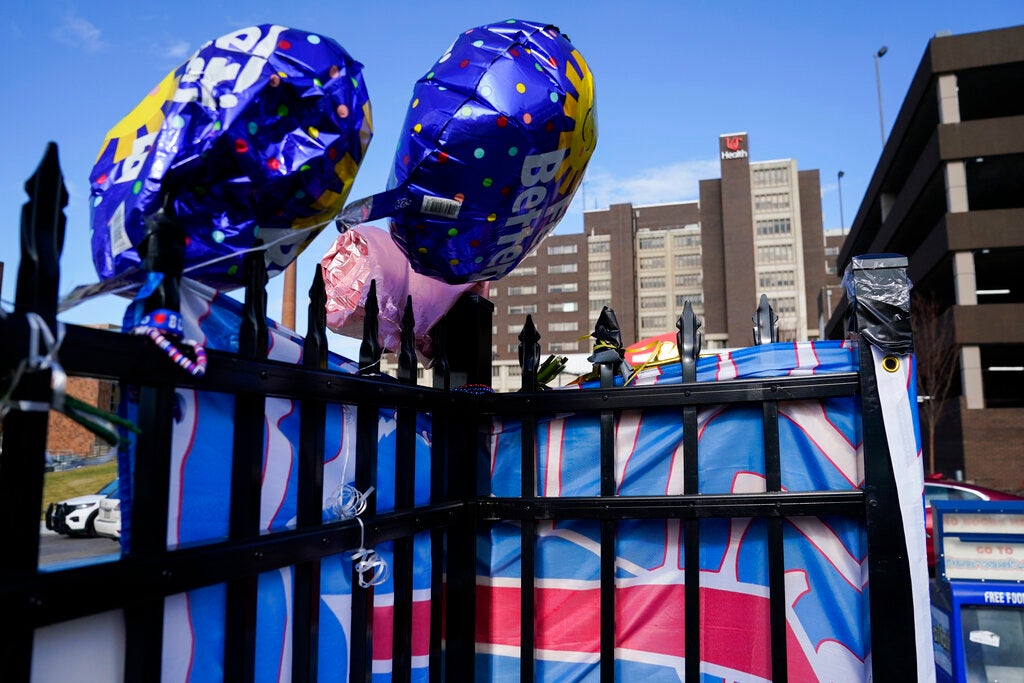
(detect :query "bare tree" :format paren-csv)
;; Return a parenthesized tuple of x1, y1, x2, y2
(911, 291, 960, 475)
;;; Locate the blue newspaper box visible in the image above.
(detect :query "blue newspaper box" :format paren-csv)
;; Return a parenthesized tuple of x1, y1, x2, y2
(931, 500, 1024, 682)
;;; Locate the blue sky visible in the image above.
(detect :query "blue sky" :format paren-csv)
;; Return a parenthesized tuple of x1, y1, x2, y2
(2, 1, 1022, 350)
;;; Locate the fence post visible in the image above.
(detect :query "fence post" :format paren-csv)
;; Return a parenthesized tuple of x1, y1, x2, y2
(427, 306, 447, 683)
(752, 294, 787, 680)
(589, 306, 624, 683)
(293, 264, 329, 682)
(125, 202, 187, 680)
(0, 142, 66, 682)
(433, 292, 492, 682)
(515, 314, 540, 683)
(845, 254, 918, 680)
(351, 278, 382, 683)
(224, 246, 269, 682)
(675, 301, 701, 683)
(441, 292, 494, 389)
(393, 296, 418, 683)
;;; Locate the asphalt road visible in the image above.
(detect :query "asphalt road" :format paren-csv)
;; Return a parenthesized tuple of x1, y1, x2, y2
(39, 524, 121, 566)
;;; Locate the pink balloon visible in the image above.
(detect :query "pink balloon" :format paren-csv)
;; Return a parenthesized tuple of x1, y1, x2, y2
(321, 226, 488, 358)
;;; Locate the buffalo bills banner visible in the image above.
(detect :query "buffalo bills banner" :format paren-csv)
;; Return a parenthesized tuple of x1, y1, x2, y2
(118, 280, 434, 683)
(481, 340, 934, 682)
(115, 285, 931, 681)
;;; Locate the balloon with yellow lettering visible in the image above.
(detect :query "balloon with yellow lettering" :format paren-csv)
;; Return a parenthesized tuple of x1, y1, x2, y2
(337, 19, 596, 284)
(90, 25, 372, 291)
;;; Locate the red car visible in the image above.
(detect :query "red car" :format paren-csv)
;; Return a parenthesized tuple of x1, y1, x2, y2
(923, 477, 1024, 572)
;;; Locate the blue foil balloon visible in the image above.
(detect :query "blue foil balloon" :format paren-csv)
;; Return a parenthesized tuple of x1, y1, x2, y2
(341, 19, 596, 284)
(90, 25, 372, 291)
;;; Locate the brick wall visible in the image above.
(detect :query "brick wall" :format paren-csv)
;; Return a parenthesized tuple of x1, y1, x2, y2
(960, 402, 1024, 493)
(46, 376, 115, 456)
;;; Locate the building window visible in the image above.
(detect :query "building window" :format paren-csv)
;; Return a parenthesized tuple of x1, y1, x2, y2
(508, 304, 538, 315)
(549, 341, 579, 352)
(549, 282, 579, 293)
(548, 321, 579, 332)
(673, 233, 701, 248)
(752, 166, 790, 187)
(640, 277, 665, 289)
(591, 280, 611, 291)
(589, 241, 611, 253)
(771, 296, 797, 314)
(548, 263, 578, 274)
(755, 217, 792, 235)
(510, 266, 537, 277)
(638, 235, 665, 250)
(508, 365, 522, 377)
(757, 244, 794, 264)
(639, 256, 665, 269)
(549, 302, 579, 313)
(674, 254, 702, 269)
(824, 246, 840, 256)
(547, 244, 578, 255)
(754, 193, 791, 211)
(675, 273, 702, 287)
(590, 298, 611, 310)
(676, 293, 704, 307)
(758, 271, 796, 289)
(507, 343, 520, 353)
(641, 295, 666, 309)
(641, 315, 667, 328)
(589, 259, 610, 272)
(507, 285, 537, 296)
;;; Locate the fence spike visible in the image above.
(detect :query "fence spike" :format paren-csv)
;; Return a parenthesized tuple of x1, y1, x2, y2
(518, 314, 541, 391)
(16, 141, 67, 323)
(676, 301, 702, 383)
(360, 279, 382, 374)
(239, 241, 268, 359)
(752, 294, 779, 345)
(136, 199, 185, 318)
(430, 311, 450, 390)
(398, 295, 417, 384)
(304, 265, 328, 369)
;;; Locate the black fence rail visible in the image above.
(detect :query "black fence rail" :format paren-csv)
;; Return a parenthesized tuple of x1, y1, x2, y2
(0, 144, 922, 682)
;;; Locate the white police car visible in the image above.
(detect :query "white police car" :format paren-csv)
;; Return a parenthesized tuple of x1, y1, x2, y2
(45, 479, 118, 537)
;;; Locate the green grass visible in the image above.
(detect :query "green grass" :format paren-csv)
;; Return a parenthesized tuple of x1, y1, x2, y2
(42, 460, 118, 519)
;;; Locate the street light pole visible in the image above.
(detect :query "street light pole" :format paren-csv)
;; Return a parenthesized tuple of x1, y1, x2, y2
(874, 46, 888, 147)
(837, 170, 846, 233)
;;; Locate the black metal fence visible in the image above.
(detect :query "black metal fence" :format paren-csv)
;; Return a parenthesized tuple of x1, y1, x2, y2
(0, 144, 921, 682)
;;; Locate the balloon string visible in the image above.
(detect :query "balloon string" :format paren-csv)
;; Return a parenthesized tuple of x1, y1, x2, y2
(58, 219, 334, 313)
(0, 312, 65, 417)
(325, 484, 375, 521)
(132, 327, 208, 377)
(180, 222, 327, 276)
(351, 517, 389, 588)
(322, 484, 387, 587)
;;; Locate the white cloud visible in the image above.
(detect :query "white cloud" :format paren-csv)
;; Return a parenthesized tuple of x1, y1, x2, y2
(580, 159, 721, 209)
(164, 40, 192, 60)
(51, 13, 107, 53)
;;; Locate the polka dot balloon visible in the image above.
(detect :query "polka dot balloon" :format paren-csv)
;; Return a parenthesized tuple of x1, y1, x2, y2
(339, 19, 597, 284)
(90, 25, 372, 292)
